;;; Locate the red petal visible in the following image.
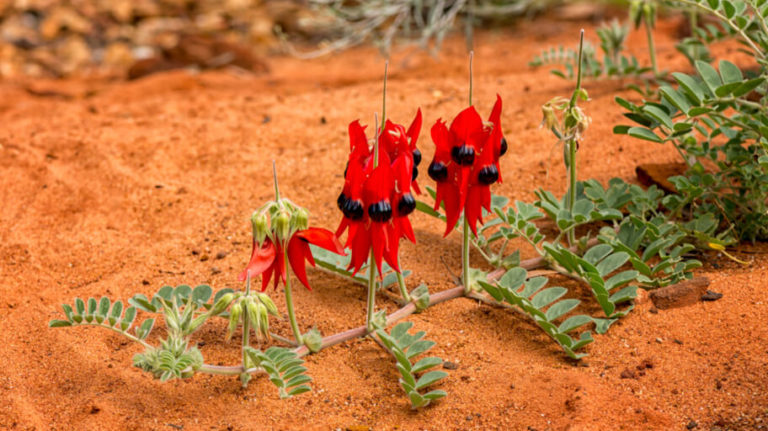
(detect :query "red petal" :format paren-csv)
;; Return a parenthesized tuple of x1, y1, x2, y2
(296, 227, 345, 255)
(363, 163, 393, 204)
(383, 223, 400, 272)
(288, 236, 313, 290)
(406, 108, 423, 150)
(465, 185, 487, 237)
(238, 239, 277, 282)
(371, 223, 386, 276)
(348, 225, 370, 276)
(397, 216, 416, 243)
(430, 120, 452, 162)
(449, 106, 484, 147)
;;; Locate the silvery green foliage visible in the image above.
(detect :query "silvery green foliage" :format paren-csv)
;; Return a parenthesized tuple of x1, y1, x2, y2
(530, 20, 652, 80)
(478, 269, 597, 359)
(375, 322, 447, 409)
(615, 58, 768, 241)
(245, 347, 312, 399)
(133, 337, 203, 382)
(49, 296, 154, 340)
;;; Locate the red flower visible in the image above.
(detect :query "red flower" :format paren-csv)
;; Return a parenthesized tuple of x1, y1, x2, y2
(428, 95, 506, 237)
(238, 227, 344, 291)
(336, 110, 422, 276)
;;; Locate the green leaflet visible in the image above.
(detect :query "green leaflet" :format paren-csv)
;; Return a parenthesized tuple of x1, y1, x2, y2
(375, 322, 447, 409)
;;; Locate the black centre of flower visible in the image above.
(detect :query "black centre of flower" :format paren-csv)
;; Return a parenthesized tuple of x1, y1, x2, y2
(412, 148, 422, 166)
(412, 165, 419, 181)
(337, 192, 348, 211)
(397, 193, 416, 216)
(451, 144, 475, 166)
(500, 138, 508, 156)
(343, 199, 364, 221)
(478, 165, 499, 185)
(368, 200, 392, 222)
(428, 161, 448, 182)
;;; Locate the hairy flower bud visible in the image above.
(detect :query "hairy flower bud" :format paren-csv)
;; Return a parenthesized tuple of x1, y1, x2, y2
(257, 293, 279, 316)
(227, 301, 243, 339)
(257, 303, 269, 339)
(293, 207, 309, 231)
(541, 103, 558, 131)
(251, 212, 269, 246)
(273, 210, 291, 241)
(210, 293, 235, 316)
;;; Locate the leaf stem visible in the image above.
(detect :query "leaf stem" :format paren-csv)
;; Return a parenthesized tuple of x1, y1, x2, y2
(283, 247, 303, 345)
(381, 61, 388, 130)
(644, 14, 658, 76)
(566, 30, 585, 247)
(462, 218, 472, 294)
(366, 250, 377, 331)
(272, 161, 280, 202)
(395, 258, 411, 302)
(468, 51, 474, 106)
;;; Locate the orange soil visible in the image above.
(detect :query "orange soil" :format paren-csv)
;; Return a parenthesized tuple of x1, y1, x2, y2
(1, 16, 767, 431)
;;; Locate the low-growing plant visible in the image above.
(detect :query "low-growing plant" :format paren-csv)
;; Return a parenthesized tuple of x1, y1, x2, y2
(50, 32, 714, 411)
(614, 0, 768, 242)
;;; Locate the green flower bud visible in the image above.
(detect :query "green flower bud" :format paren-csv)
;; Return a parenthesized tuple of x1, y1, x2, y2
(293, 207, 309, 231)
(273, 210, 291, 241)
(251, 212, 269, 246)
(246, 298, 261, 337)
(227, 301, 242, 339)
(187, 314, 208, 333)
(257, 293, 279, 316)
(257, 303, 270, 339)
(210, 292, 235, 316)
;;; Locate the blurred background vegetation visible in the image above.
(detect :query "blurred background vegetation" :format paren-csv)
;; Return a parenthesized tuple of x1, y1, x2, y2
(0, 0, 635, 79)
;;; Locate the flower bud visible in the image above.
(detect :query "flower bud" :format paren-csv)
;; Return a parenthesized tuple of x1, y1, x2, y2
(246, 298, 261, 337)
(293, 207, 309, 231)
(257, 293, 279, 316)
(541, 103, 558, 130)
(251, 212, 269, 246)
(257, 303, 270, 339)
(210, 292, 235, 316)
(227, 301, 243, 339)
(187, 314, 207, 333)
(273, 210, 291, 241)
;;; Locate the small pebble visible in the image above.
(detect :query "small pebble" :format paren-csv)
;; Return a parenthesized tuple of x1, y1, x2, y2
(701, 290, 723, 301)
(443, 361, 459, 370)
(686, 420, 698, 429)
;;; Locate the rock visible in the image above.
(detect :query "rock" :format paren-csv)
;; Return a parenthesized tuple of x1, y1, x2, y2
(687, 420, 698, 429)
(103, 42, 134, 68)
(443, 361, 459, 370)
(620, 369, 636, 379)
(701, 290, 723, 302)
(649, 277, 710, 310)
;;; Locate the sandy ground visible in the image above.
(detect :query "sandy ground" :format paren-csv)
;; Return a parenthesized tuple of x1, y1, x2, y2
(1, 16, 767, 431)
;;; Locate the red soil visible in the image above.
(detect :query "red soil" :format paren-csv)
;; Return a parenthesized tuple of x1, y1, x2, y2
(1, 16, 766, 431)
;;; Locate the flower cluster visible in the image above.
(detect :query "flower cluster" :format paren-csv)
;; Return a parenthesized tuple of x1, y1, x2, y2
(428, 96, 507, 236)
(336, 110, 423, 275)
(240, 199, 344, 291)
